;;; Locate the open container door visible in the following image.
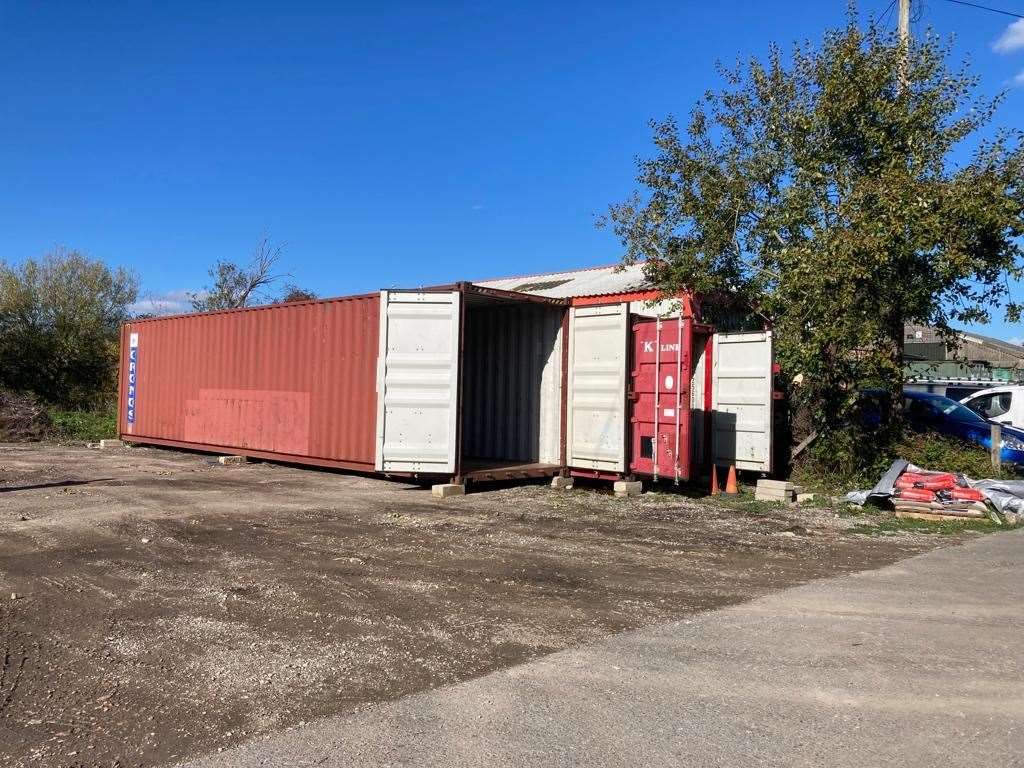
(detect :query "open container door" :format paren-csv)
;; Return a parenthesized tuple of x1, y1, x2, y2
(375, 290, 460, 474)
(458, 284, 567, 481)
(567, 303, 629, 473)
(711, 331, 773, 472)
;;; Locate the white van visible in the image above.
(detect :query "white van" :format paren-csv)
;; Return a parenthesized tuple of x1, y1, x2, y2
(960, 385, 1024, 428)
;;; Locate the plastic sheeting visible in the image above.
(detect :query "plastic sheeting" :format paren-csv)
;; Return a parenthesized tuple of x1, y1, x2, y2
(844, 459, 909, 507)
(967, 478, 1024, 516)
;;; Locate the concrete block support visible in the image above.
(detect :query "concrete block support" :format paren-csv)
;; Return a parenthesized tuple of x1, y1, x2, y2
(432, 483, 465, 498)
(551, 476, 574, 490)
(99, 439, 124, 449)
(217, 455, 248, 466)
(613, 480, 643, 498)
(755, 478, 795, 503)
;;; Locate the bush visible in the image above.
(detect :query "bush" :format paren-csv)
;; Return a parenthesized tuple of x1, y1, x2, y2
(892, 431, 1018, 480)
(49, 407, 118, 442)
(792, 430, 1021, 495)
(0, 249, 138, 409)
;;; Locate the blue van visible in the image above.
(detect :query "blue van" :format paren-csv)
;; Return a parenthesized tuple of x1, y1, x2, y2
(902, 389, 1024, 465)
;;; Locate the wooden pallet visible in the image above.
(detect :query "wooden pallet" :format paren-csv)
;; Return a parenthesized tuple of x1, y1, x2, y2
(894, 509, 986, 522)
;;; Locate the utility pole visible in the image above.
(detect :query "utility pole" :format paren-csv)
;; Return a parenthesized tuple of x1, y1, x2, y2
(897, 0, 913, 397)
(898, 0, 912, 88)
(898, 0, 911, 43)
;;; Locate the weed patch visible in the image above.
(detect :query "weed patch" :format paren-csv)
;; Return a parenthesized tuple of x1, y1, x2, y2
(706, 493, 789, 516)
(49, 407, 117, 442)
(849, 515, 996, 536)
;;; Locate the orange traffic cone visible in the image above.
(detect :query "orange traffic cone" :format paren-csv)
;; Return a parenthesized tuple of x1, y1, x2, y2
(710, 465, 720, 495)
(725, 464, 739, 495)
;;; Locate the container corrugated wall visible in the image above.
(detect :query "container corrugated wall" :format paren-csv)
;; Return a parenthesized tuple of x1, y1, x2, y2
(118, 295, 380, 470)
(461, 303, 563, 464)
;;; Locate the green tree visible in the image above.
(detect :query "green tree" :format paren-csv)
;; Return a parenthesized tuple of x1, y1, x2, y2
(279, 284, 317, 303)
(190, 237, 287, 311)
(603, 9, 1024, 469)
(0, 248, 139, 408)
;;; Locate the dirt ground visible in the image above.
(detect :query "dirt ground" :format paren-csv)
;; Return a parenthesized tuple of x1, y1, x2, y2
(0, 443, 978, 767)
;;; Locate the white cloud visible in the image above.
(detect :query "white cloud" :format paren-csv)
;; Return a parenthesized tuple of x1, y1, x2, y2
(1008, 337, 1024, 346)
(994, 19, 1024, 53)
(129, 289, 197, 317)
(1013, 70, 1024, 87)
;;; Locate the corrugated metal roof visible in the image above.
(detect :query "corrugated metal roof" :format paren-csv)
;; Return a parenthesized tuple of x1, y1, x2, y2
(956, 330, 1024, 359)
(473, 262, 649, 299)
(905, 322, 1024, 366)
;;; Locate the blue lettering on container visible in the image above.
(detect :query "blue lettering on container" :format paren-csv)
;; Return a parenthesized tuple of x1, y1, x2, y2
(127, 333, 139, 424)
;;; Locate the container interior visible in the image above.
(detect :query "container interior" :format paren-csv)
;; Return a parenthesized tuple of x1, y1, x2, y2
(460, 293, 564, 474)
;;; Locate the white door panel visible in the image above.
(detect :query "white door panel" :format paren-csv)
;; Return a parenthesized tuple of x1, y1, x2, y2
(712, 331, 773, 472)
(567, 304, 628, 472)
(375, 291, 460, 473)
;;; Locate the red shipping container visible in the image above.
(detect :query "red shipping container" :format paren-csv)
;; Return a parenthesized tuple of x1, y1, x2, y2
(119, 295, 381, 472)
(120, 286, 570, 481)
(117, 277, 779, 486)
(629, 316, 694, 481)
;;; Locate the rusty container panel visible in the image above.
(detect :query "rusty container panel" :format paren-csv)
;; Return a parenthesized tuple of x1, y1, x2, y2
(118, 295, 380, 471)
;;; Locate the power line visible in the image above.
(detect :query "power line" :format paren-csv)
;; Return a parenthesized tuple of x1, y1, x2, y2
(881, 0, 899, 27)
(941, 0, 1024, 19)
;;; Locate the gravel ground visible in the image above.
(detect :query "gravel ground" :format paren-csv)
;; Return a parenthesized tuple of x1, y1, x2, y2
(178, 529, 1024, 768)
(0, 442, 978, 767)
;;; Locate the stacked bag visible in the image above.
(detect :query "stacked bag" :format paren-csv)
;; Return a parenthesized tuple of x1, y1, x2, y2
(892, 470, 989, 519)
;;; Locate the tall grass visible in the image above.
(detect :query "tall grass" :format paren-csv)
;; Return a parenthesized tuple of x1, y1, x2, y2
(49, 407, 117, 442)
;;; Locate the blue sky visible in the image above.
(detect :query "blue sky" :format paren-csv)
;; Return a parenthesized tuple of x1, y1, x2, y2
(1, 0, 1023, 340)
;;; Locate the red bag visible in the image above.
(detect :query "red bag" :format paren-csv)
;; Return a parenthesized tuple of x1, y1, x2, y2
(895, 472, 957, 491)
(949, 487, 985, 502)
(894, 487, 937, 502)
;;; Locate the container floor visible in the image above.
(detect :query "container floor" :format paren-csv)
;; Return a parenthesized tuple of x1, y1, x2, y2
(461, 459, 562, 481)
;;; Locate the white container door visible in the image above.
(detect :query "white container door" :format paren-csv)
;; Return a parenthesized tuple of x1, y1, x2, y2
(712, 331, 773, 472)
(567, 304, 628, 473)
(375, 290, 460, 473)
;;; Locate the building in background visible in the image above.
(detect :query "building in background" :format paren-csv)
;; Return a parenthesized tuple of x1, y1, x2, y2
(904, 324, 1024, 399)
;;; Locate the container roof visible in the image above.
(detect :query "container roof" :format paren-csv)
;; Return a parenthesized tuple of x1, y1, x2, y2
(473, 262, 648, 299)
